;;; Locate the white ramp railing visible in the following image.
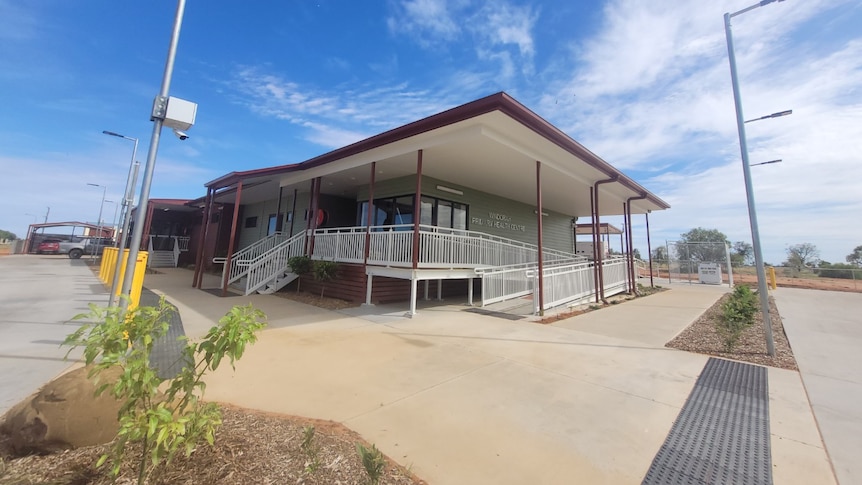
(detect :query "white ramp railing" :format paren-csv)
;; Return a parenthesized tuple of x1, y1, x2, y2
(314, 224, 585, 269)
(602, 257, 628, 296)
(538, 261, 596, 309)
(477, 263, 535, 306)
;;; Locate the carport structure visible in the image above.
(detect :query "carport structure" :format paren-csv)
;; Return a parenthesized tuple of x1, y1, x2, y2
(23, 221, 111, 254)
(192, 92, 669, 314)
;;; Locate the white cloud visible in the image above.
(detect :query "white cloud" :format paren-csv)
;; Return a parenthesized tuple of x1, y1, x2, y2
(229, 66, 489, 148)
(0, 150, 217, 240)
(531, 0, 862, 264)
(386, 0, 462, 44)
(387, 0, 538, 79)
(471, 2, 538, 57)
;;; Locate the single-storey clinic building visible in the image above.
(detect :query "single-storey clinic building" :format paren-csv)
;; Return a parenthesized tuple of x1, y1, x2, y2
(190, 92, 669, 315)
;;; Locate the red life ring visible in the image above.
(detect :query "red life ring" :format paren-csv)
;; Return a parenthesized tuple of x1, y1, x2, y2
(316, 209, 327, 227)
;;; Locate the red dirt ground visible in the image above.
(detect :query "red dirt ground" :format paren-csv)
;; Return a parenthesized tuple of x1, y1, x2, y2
(649, 271, 861, 293)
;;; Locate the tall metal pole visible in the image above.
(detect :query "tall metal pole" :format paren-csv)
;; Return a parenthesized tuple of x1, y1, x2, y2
(119, 0, 187, 309)
(87, 184, 107, 260)
(645, 212, 654, 288)
(103, 132, 139, 306)
(724, 4, 777, 356)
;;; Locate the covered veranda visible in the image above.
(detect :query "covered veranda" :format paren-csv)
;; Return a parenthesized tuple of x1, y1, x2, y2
(191, 93, 669, 315)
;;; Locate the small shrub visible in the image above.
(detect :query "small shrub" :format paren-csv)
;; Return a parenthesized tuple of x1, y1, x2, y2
(300, 425, 320, 473)
(288, 256, 313, 293)
(64, 300, 267, 484)
(313, 260, 339, 299)
(356, 442, 386, 485)
(717, 285, 758, 351)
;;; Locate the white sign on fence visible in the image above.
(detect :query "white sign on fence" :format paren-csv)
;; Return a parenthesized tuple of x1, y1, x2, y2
(698, 263, 722, 285)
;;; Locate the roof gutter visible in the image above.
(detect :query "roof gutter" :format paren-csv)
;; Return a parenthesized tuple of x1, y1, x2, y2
(593, 175, 618, 304)
(626, 193, 648, 295)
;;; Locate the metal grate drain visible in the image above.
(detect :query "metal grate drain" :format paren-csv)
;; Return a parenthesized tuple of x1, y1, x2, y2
(140, 288, 191, 379)
(642, 357, 772, 485)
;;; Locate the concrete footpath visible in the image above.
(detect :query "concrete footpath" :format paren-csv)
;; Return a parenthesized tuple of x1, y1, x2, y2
(0, 257, 840, 484)
(773, 288, 862, 485)
(0, 255, 105, 414)
(139, 269, 834, 485)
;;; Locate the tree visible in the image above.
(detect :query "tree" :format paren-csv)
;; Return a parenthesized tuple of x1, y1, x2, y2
(677, 227, 729, 263)
(785, 243, 820, 268)
(846, 245, 862, 267)
(651, 246, 667, 262)
(64, 299, 266, 484)
(731, 241, 753, 267)
(0, 229, 17, 240)
(287, 256, 313, 293)
(632, 248, 642, 260)
(312, 260, 338, 300)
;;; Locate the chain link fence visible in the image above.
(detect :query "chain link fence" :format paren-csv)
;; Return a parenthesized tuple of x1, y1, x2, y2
(651, 241, 732, 286)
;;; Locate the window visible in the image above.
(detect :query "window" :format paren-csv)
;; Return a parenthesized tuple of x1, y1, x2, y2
(267, 213, 283, 235)
(358, 194, 468, 230)
(244, 216, 258, 228)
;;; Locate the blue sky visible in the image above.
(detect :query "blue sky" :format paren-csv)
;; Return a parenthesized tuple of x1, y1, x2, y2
(1, 0, 860, 265)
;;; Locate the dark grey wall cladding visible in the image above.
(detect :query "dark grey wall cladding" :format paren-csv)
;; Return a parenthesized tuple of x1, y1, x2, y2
(642, 357, 772, 485)
(359, 174, 575, 253)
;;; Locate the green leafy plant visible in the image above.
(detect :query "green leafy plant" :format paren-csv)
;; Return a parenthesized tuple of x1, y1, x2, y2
(717, 284, 758, 351)
(356, 442, 386, 485)
(300, 425, 321, 473)
(64, 299, 267, 484)
(312, 260, 339, 300)
(288, 255, 313, 293)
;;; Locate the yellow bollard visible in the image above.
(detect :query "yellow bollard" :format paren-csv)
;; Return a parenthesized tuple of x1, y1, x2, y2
(128, 251, 149, 310)
(99, 247, 111, 283)
(107, 247, 118, 286)
(768, 266, 777, 290)
(114, 249, 131, 299)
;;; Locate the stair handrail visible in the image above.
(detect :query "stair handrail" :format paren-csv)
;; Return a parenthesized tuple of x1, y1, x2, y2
(225, 232, 291, 286)
(244, 232, 307, 295)
(172, 236, 181, 267)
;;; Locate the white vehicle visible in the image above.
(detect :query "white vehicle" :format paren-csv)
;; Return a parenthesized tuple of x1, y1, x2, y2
(58, 237, 113, 259)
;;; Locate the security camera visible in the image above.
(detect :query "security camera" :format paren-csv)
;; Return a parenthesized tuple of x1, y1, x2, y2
(173, 129, 189, 140)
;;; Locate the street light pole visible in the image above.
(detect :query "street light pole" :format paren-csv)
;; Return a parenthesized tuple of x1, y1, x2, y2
(724, 0, 786, 357)
(119, 0, 188, 309)
(102, 130, 140, 307)
(104, 200, 118, 237)
(86, 183, 107, 261)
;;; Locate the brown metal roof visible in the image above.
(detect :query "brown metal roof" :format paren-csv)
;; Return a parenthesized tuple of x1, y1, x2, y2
(575, 223, 623, 235)
(204, 92, 669, 210)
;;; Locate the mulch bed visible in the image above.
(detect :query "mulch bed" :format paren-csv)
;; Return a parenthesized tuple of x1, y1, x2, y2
(273, 289, 359, 311)
(666, 293, 797, 370)
(0, 404, 424, 484)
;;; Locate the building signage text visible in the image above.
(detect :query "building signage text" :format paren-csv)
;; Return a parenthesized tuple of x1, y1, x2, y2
(471, 211, 526, 232)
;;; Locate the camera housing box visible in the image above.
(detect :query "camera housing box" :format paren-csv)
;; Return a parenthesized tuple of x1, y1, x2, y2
(163, 97, 197, 131)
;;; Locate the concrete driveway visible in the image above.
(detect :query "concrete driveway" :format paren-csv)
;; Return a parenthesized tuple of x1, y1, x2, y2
(0, 255, 106, 414)
(774, 288, 862, 485)
(0, 261, 835, 485)
(132, 271, 827, 485)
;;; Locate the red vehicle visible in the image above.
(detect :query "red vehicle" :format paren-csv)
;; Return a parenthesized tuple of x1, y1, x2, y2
(37, 239, 61, 254)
